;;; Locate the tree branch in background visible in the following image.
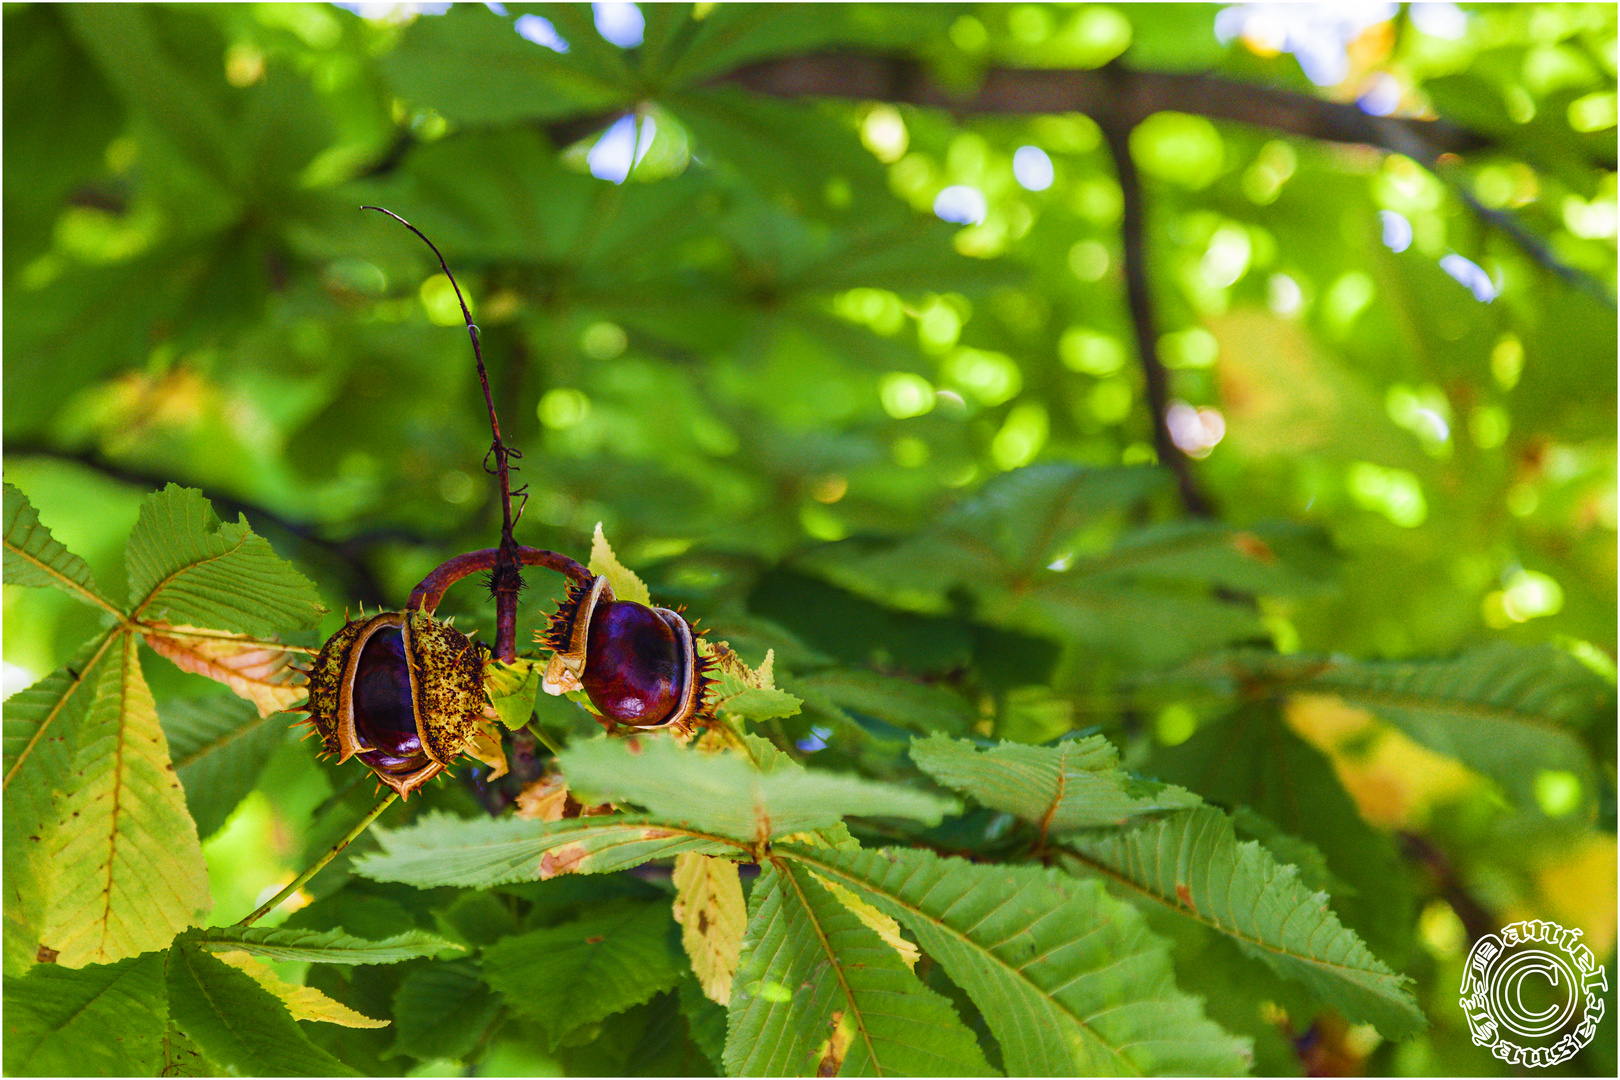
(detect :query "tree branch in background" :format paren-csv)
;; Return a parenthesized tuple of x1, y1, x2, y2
(1099, 113, 1214, 518)
(710, 53, 1606, 298)
(4, 443, 394, 610)
(710, 53, 1492, 155)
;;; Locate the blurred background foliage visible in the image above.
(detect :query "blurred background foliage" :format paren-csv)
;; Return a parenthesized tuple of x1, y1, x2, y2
(3, 2, 1616, 1076)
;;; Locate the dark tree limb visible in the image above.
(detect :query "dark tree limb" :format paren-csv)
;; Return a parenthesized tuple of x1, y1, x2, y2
(2, 443, 393, 609)
(708, 53, 1492, 156)
(1100, 112, 1214, 518)
(707, 53, 1611, 300)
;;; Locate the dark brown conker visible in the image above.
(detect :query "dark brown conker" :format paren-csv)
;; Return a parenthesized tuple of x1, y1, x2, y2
(302, 609, 488, 797)
(540, 576, 712, 731)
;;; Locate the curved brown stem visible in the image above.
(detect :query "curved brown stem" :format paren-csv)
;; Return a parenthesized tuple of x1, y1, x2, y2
(410, 546, 591, 626)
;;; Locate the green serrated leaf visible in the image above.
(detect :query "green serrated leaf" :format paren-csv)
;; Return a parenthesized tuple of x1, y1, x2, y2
(159, 1014, 214, 1077)
(942, 463, 1173, 573)
(485, 658, 542, 729)
(708, 644, 804, 722)
(726, 857, 996, 1076)
(1147, 702, 1417, 967)
(590, 521, 651, 606)
(125, 484, 324, 637)
(166, 941, 361, 1077)
(1062, 806, 1427, 1040)
(559, 736, 959, 842)
(378, 2, 629, 125)
(1291, 644, 1605, 814)
(40, 633, 212, 968)
(3, 481, 108, 608)
(793, 670, 975, 736)
(910, 732, 1202, 830)
(3, 950, 168, 1075)
(984, 579, 1264, 668)
(482, 901, 686, 1050)
(1230, 806, 1348, 897)
(161, 694, 287, 840)
(190, 925, 463, 965)
(1067, 519, 1323, 597)
(3, 634, 116, 976)
(389, 959, 502, 1062)
(676, 973, 728, 1072)
(718, 685, 804, 723)
(354, 810, 742, 889)
(786, 844, 1253, 1076)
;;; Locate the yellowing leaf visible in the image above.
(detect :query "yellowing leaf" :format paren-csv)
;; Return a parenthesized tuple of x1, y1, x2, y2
(213, 951, 388, 1028)
(589, 522, 650, 606)
(809, 872, 919, 969)
(710, 642, 777, 691)
(516, 774, 571, 822)
(672, 852, 747, 1004)
(462, 716, 509, 781)
(813, 1010, 854, 1077)
(40, 634, 211, 967)
(141, 624, 307, 718)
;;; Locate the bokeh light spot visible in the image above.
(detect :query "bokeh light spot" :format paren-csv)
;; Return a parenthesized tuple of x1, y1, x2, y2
(1379, 210, 1413, 252)
(862, 105, 909, 163)
(934, 185, 987, 225)
(592, 2, 643, 47)
(1060, 328, 1126, 376)
(539, 388, 591, 429)
(1439, 253, 1497, 302)
(880, 373, 936, 419)
(515, 13, 568, 51)
(1013, 145, 1055, 191)
(943, 348, 1021, 405)
(1131, 112, 1225, 189)
(1534, 770, 1582, 816)
(991, 402, 1048, 469)
(1348, 462, 1427, 527)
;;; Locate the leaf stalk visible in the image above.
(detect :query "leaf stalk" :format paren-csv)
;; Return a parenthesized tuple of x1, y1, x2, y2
(237, 791, 399, 927)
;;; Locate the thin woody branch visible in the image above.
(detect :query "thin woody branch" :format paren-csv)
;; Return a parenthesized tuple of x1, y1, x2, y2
(408, 546, 591, 616)
(706, 53, 1493, 158)
(364, 206, 531, 661)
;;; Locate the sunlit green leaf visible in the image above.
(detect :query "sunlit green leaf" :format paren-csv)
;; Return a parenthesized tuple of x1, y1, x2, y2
(3, 950, 168, 1076)
(786, 844, 1252, 1076)
(1062, 806, 1426, 1039)
(558, 736, 959, 842)
(726, 857, 996, 1076)
(125, 485, 324, 638)
(40, 634, 211, 968)
(3, 482, 107, 607)
(190, 925, 463, 965)
(2, 635, 115, 977)
(166, 941, 361, 1077)
(910, 732, 1201, 829)
(355, 810, 742, 889)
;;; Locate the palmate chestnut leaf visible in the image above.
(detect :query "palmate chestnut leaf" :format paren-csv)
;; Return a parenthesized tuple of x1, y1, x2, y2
(301, 609, 491, 798)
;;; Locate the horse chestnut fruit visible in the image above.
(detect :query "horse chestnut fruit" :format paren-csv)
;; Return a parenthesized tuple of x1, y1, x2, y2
(302, 609, 489, 797)
(540, 575, 713, 731)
